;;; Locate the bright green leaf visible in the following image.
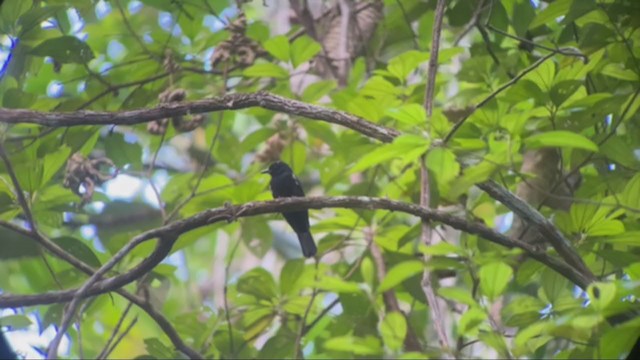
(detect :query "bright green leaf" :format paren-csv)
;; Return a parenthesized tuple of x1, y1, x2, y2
(0, 314, 32, 329)
(525, 131, 598, 152)
(378, 260, 424, 293)
(438, 287, 477, 306)
(529, 0, 572, 29)
(237, 267, 278, 300)
(243, 63, 289, 79)
(458, 307, 487, 336)
(379, 312, 407, 352)
(302, 80, 337, 102)
(263, 35, 290, 62)
(479, 262, 513, 301)
(316, 276, 362, 293)
(386, 104, 426, 126)
(290, 35, 321, 68)
(387, 50, 429, 82)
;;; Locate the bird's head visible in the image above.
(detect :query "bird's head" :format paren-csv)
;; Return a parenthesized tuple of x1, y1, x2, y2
(261, 161, 293, 176)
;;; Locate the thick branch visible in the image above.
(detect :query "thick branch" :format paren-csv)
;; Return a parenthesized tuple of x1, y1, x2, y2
(0, 196, 592, 309)
(0, 222, 202, 359)
(476, 181, 595, 282)
(0, 91, 399, 143)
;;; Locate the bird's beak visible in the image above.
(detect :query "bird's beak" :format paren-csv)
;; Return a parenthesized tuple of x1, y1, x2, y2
(261, 168, 270, 174)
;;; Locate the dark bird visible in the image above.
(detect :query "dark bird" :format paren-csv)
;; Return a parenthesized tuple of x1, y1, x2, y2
(0, 329, 16, 360)
(262, 161, 317, 257)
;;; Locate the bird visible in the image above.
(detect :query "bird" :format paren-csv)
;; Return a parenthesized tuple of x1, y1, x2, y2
(262, 161, 317, 257)
(0, 329, 16, 360)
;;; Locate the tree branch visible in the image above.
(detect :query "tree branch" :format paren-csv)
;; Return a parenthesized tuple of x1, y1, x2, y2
(421, 0, 452, 354)
(0, 196, 593, 310)
(476, 181, 595, 282)
(0, 91, 399, 143)
(0, 220, 202, 359)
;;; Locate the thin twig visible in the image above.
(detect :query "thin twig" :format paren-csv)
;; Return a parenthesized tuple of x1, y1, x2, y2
(0, 143, 35, 229)
(293, 261, 320, 357)
(97, 302, 133, 359)
(165, 65, 229, 223)
(453, 0, 487, 46)
(115, 0, 159, 61)
(487, 24, 587, 60)
(395, 0, 420, 48)
(224, 237, 241, 356)
(443, 52, 555, 143)
(104, 317, 138, 359)
(421, 0, 452, 354)
(371, 243, 422, 351)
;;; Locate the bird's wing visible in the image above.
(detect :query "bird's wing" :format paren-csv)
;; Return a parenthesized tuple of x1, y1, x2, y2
(290, 173, 306, 196)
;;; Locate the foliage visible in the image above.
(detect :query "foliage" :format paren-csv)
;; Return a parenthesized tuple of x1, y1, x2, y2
(0, 0, 639, 359)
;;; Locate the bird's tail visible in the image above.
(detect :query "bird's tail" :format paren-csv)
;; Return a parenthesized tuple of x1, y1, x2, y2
(297, 231, 317, 258)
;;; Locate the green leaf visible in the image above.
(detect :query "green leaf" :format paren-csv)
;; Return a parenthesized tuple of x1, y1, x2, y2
(324, 335, 382, 355)
(599, 318, 640, 359)
(526, 58, 555, 92)
(360, 256, 375, 288)
(1, 0, 32, 33)
(387, 50, 429, 81)
(458, 307, 487, 336)
(540, 267, 570, 304)
(601, 63, 639, 81)
(0, 314, 32, 329)
(280, 141, 307, 175)
(242, 63, 289, 79)
(3, 88, 36, 109)
(385, 104, 426, 126)
(550, 80, 582, 107)
(503, 295, 546, 327)
(600, 137, 640, 170)
(379, 312, 407, 352)
(621, 173, 640, 210)
(437, 287, 477, 306)
(316, 276, 362, 293)
(30, 36, 95, 64)
(263, 35, 290, 62)
(302, 80, 337, 102)
(360, 76, 401, 99)
(280, 259, 305, 295)
(236, 267, 278, 300)
(426, 148, 460, 184)
(51, 236, 102, 268)
(350, 134, 429, 173)
(41, 146, 71, 187)
(290, 35, 321, 68)
(448, 161, 497, 199)
(104, 133, 142, 169)
(479, 262, 513, 301)
(529, 0, 572, 29)
(241, 217, 272, 258)
(525, 131, 598, 152)
(478, 331, 510, 358)
(144, 338, 174, 359)
(378, 260, 424, 293)
(602, 231, 640, 246)
(514, 321, 553, 356)
(587, 281, 616, 311)
(420, 241, 464, 256)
